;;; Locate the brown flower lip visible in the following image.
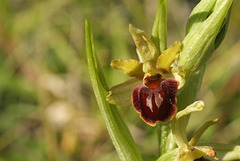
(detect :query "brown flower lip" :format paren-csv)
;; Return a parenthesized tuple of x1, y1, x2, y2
(132, 74, 178, 126)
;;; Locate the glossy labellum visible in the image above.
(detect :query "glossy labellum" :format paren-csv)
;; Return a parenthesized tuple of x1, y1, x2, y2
(132, 74, 178, 126)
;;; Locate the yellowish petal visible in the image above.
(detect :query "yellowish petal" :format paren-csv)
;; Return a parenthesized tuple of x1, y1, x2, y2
(156, 41, 182, 73)
(111, 59, 144, 79)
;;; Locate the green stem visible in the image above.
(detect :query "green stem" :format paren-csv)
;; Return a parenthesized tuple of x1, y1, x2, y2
(177, 65, 205, 110)
(158, 123, 170, 156)
(152, 0, 169, 156)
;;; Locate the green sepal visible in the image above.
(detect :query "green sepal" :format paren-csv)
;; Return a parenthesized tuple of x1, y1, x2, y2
(129, 24, 159, 64)
(110, 59, 144, 79)
(106, 78, 142, 107)
(85, 19, 143, 161)
(156, 41, 182, 73)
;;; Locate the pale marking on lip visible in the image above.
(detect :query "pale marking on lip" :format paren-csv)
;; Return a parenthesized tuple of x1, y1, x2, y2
(146, 92, 153, 112)
(146, 91, 163, 112)
(155, 92, 163, 108)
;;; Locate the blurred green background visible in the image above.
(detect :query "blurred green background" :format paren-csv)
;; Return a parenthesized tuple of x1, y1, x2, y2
(0, 0, 239, 161)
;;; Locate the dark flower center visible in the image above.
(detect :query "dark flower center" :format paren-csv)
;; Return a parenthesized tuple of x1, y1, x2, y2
(144, 74, 162, 89)
(132, 74, 178, 126)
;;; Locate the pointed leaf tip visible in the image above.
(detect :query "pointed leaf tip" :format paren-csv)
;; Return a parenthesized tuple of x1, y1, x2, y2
(85, 21, 143, 161)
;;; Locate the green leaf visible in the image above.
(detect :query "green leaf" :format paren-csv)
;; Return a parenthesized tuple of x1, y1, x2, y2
(185, 0, 216, 34)
(151, 0, 167, 53)
(185, 0, 232, 51)
(85, 19, 143, 161)
(110, 59, 144, 79)
(214, 5, 232, 50)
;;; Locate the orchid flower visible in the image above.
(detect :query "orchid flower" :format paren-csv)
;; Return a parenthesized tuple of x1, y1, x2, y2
(107, 25, 185, 126)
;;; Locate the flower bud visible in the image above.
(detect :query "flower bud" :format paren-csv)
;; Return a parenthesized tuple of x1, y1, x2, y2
(178, 0, 233, 79)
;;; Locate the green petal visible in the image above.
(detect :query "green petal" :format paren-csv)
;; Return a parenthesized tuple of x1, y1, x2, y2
(106, 78, 142, 107)
(110, 59, 144, 79)
(156, 41, 182, 73)
(129, 24, 159, 64)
